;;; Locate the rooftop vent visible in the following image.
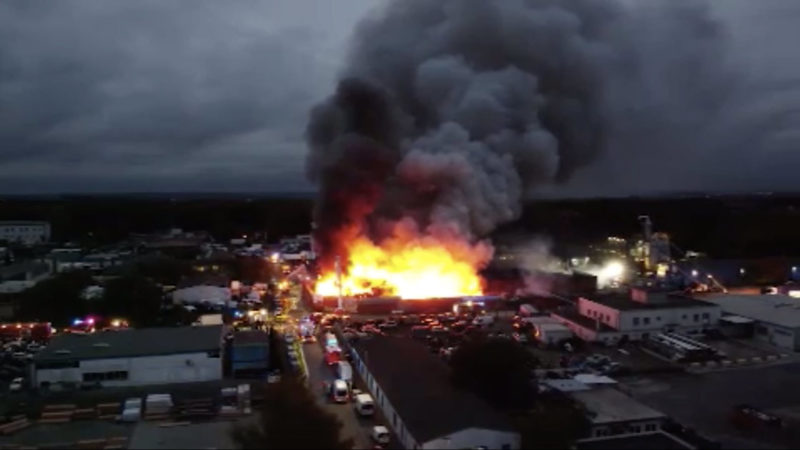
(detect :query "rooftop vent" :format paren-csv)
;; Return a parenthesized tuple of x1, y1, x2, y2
(54, 349, 71, 355)
(92, 342, 110, 348)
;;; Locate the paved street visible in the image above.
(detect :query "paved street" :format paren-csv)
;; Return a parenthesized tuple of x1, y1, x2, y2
(623, 362, 800, 449)
(303, 339, 373, 449)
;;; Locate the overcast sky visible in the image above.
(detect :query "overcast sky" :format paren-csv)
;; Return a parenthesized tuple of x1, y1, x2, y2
(0, 0, 798, 196)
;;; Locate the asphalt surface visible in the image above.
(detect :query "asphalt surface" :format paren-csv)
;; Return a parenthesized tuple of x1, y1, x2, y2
(624, 362, 800, 449)
(303, 339, 374, 449)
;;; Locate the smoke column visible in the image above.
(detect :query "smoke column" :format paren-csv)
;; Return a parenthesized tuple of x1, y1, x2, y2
(306, 0, 735, 269)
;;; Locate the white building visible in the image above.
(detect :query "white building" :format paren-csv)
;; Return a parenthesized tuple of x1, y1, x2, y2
(350, 336, 520, 450)
(701, 293, 800, 351)
(33, 326, 223, 389)
(0, 221, 51, 245)
(0, 261, 51, 294)
(572, 387, 666, 439)
(553, 288, 721, 344)
(172, 285, 231, 307)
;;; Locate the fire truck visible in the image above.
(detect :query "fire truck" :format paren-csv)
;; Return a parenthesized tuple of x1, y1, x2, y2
(0, 322, 52, 342)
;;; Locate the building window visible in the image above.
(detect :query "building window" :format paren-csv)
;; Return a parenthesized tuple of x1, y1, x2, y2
(693, 314, 699, 322)
(643, 317, 650, 325)
(702, 313, 709, 320)
(656, 316, 661, 322)
(82, 371, 128, 382)
(682, 314, 687, 320)
(633, 317, 640, 326)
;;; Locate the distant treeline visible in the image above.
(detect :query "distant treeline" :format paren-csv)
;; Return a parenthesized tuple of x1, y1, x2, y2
(1, 194, 799, 258)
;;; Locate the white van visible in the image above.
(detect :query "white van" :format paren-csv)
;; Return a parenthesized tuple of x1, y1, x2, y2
(331, 379, 349, 403)
(337, 361, 353, 384)
(354, 393, 375, 416)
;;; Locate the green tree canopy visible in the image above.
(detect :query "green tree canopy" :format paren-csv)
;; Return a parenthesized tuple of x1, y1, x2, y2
(100, 273, 163, 327)
(18, 270, 93, 325)
(450, 337, 538, 411)
(231, 379, 353, 450)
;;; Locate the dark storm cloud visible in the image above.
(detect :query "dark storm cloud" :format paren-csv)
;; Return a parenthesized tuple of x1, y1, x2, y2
(0, 0, 376, 192)
(1, 0, 798, 196)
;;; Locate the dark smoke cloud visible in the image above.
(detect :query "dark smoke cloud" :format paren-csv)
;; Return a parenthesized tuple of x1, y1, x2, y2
(307, 0, 761, 263)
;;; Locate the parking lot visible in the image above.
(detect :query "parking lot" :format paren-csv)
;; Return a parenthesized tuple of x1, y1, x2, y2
(622, 362, 800, 449)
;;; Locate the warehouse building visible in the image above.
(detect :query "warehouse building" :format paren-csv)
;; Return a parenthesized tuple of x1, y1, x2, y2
(553, 288, 720, 344)
(0, 221, 51, 245)
(350, 336, 520, 450)
(33, 326, 223, 389)
(702, 293, 800, 351)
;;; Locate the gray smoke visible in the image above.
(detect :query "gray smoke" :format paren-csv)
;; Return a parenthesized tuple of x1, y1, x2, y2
(307, 0, 743, 265)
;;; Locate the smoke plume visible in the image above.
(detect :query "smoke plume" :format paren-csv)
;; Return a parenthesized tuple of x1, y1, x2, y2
(307, 0, 738, 268)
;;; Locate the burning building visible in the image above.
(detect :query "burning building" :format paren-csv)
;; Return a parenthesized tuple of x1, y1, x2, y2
(303, 0, 734, 302)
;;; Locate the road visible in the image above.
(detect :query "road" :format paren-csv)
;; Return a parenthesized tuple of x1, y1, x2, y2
(623, 361, 800, 449)
(303, 338, 373, 449)
(284, 288, 375, 450)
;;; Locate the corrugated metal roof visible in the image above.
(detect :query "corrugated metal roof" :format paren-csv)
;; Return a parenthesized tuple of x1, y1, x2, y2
(704, 294, 800, 328)
(35, 326, 223, 363)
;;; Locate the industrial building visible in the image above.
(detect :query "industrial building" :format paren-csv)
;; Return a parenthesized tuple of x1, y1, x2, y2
(573, 387, 667, 439)
(0, 261, 50, 294)
(702, 293, 800, 351)
(350, 336, 520, 450)
(0, 221, 51, 245)
(228, 330, 270, 378)
(553, 288, 721, 344)
(33, 326, 223, 389)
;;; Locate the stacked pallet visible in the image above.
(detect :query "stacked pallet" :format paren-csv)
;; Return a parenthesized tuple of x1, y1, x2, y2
(74, 438, 106, 449)
(38, 411, 72, 424)
(95, 403, 119, 421)
(175, 397, 215, 420)
(144, 394, 172, 421)
(72, 408, 96, 420)
(0, 417, 31, 435)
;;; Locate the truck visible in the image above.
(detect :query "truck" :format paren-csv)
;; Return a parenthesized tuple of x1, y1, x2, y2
(197, 314, 223, 326)
(336, 361, 353, 384)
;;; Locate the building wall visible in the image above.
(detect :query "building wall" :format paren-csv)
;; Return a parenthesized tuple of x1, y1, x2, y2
(579, 297, 721, 339)
(588, 419, 664, 440)
(753, 321, 799, 351)
(0, 223, 50, 245)
(422, 428, 520, 450)
(36, 352, 221, 387)
(578, 299, 621, 329)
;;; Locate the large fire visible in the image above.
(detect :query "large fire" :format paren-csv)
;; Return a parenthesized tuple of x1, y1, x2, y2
(315, 222, 492, 299)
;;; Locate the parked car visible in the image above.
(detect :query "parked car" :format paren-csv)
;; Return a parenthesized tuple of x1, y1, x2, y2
(512, 332, 529, 344)
(8, 377, 23, 392)
(371, 425, 391, 445)
(731, 404, 783, 429)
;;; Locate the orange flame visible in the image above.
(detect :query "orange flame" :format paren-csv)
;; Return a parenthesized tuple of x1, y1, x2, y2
(315, 221, 491, 299)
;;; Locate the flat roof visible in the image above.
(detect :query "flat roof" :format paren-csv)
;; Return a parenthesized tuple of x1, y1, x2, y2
(542, 379, 591, 392)
(571, 387, 665, 425)
(702, 294, 800, 328)
(0, 221, 49, 226)
(587, 294, 717, 311)
(35, 326, 223, 364)
(576, 432, 694, 450)
(351, 336, 516, 443)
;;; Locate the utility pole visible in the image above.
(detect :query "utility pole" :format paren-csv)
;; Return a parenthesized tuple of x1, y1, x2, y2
(335, 255, 343, 311)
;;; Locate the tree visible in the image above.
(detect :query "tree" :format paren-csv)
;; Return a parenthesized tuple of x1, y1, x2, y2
(450, 337, 538, 411)
(230, 379, 353, 450)
(18, 270, 94, 325)
(100, 273, 163, 327)
(515, 392, 590, 449)
(131, 256, 193, 285)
